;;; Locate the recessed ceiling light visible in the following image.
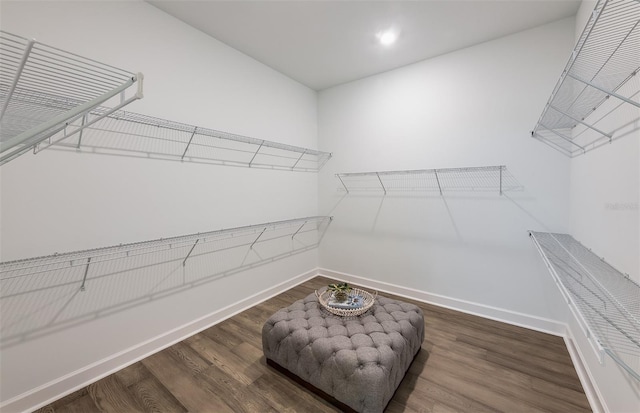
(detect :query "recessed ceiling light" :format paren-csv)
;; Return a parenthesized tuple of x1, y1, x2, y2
(377, 30, 397, 46)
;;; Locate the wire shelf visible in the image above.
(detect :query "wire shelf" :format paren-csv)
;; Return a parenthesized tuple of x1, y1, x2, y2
(530, 231, 640, 381)
(531, 0, 640, 157)
(336, 165, 522, 195)
(32, 108, 333, 172)
(0, 216, 332, 345)
(0, 30, 143, 165)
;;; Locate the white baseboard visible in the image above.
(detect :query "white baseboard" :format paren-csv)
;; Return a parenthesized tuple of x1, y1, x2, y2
(5, 267, 606, 413)
(318, 268, 566, 336)
(318, 268, 606, 413)
(564, 325, 608, 413)
(1, 268, 320, 413)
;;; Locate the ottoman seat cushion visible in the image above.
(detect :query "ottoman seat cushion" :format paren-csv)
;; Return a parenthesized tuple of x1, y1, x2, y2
(262, 290, 424, 413)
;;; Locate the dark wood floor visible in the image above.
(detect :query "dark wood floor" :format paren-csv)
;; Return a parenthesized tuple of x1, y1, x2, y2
(35, 276, 591, 413)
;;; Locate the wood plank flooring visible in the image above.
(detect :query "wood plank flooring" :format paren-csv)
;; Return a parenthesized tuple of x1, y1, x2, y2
(35, 276, 591, 412)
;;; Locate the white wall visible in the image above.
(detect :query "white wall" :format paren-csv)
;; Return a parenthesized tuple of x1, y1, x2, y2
(0, 0, 319, 406)
(318, 18, 574, 320)
(566, 1, 640, 411)
(569, 0, 639, 281)
(2, 1, 637, 411)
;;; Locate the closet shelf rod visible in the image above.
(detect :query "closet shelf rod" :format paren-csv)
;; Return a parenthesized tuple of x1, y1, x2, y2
(0, 216, 333, 276)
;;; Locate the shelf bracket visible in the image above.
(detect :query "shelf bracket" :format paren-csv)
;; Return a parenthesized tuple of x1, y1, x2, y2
(249, 141, 264, 167)
(181, 127, 198, 160)
(538, 123, 587, 151)
(337, 174, 349, 193)
(605, 349, 640, 382)
(80, 257, 91, 291)
(532, 132, 575, 157)
(183, 238, 199, 267)
(0, 39, 34, 122)
(434, 170, 443, 196)
(549, 105, 612, 139)
(376, 172, 387, 195)
(291, 150, 306, 170)
(250, 228, 267, 249)
(292, 221, 307, 239)
(77, 114, 88, 149)
(2, 77, 138, 163)
(567, 73, 640, 109)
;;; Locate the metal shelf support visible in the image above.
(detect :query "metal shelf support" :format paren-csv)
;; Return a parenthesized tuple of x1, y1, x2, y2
(0, 216, 333, 345)
(0, 31, 143, 166)
(249, 141, 264, 167)
(80, 257, 91, 292)
(567, 73, 640, 109)
(376, 172, 387, 195)
(0, 216, 333, 292)
(336, 165, 522, 194)
(434, 170, 443, 196)
(291, 221, 307, 239)
(250, 228, 267, 249)
(183, 239, 199, 266)
(548, 105, 612, 139)
(531, 0, 640, 157)
(181, 127, 198, 160)
(32, 109, 332, 172)
(0, 39, 34, 120)
(529, 231, 640, 381)
(337, 174, 349, 193)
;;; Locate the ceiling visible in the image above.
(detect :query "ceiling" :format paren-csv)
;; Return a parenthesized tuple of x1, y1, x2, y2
(148, 1, 581, 91)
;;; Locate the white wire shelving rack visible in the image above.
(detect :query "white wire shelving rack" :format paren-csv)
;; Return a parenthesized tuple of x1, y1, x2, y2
(0, 216, 332, 345)
(529, 231, 640, 381)
(32, 108, 333, 172)
(336, 165, 522, 195)
(0, 30, 143, 166)
(531, 0, 640, 157)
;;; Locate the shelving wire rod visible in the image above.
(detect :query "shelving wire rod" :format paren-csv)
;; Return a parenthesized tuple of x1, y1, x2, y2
(29, 102, 332, 172)
(376, 172, 387, 195)
(0, 39, 34, 121)
(291, 221, 307, 239)
(249, 141, 264, 167)
(566, 73, 640, 109)
(336, 165, 522, 194)
(0, 30, 144, 165)
(181, 127, 198, 160)
(0, 216, 332, 279)
(537, 123, 586, 151)
(80, 257, 91, 291)
(530, 0, 640, 157)
(0, 216, 334, 345)
(76, 114, 88, 149)
(548, 105, 612, 139)
(26, 85, 143, 156)
(0, 77, 136, 155)
(291, 150, 306, 170)
(553, 239, 639, 330)
(529, 231, 640, 381)
(434, 170, 443, 195)
(182, 238, 199, 267)
(337, 174, 349, 193)
(606, 349, 640, 382)
(250, 228, 267, 249)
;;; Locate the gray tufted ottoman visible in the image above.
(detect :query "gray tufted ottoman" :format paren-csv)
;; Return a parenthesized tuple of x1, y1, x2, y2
(262, 290, 425, 413)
